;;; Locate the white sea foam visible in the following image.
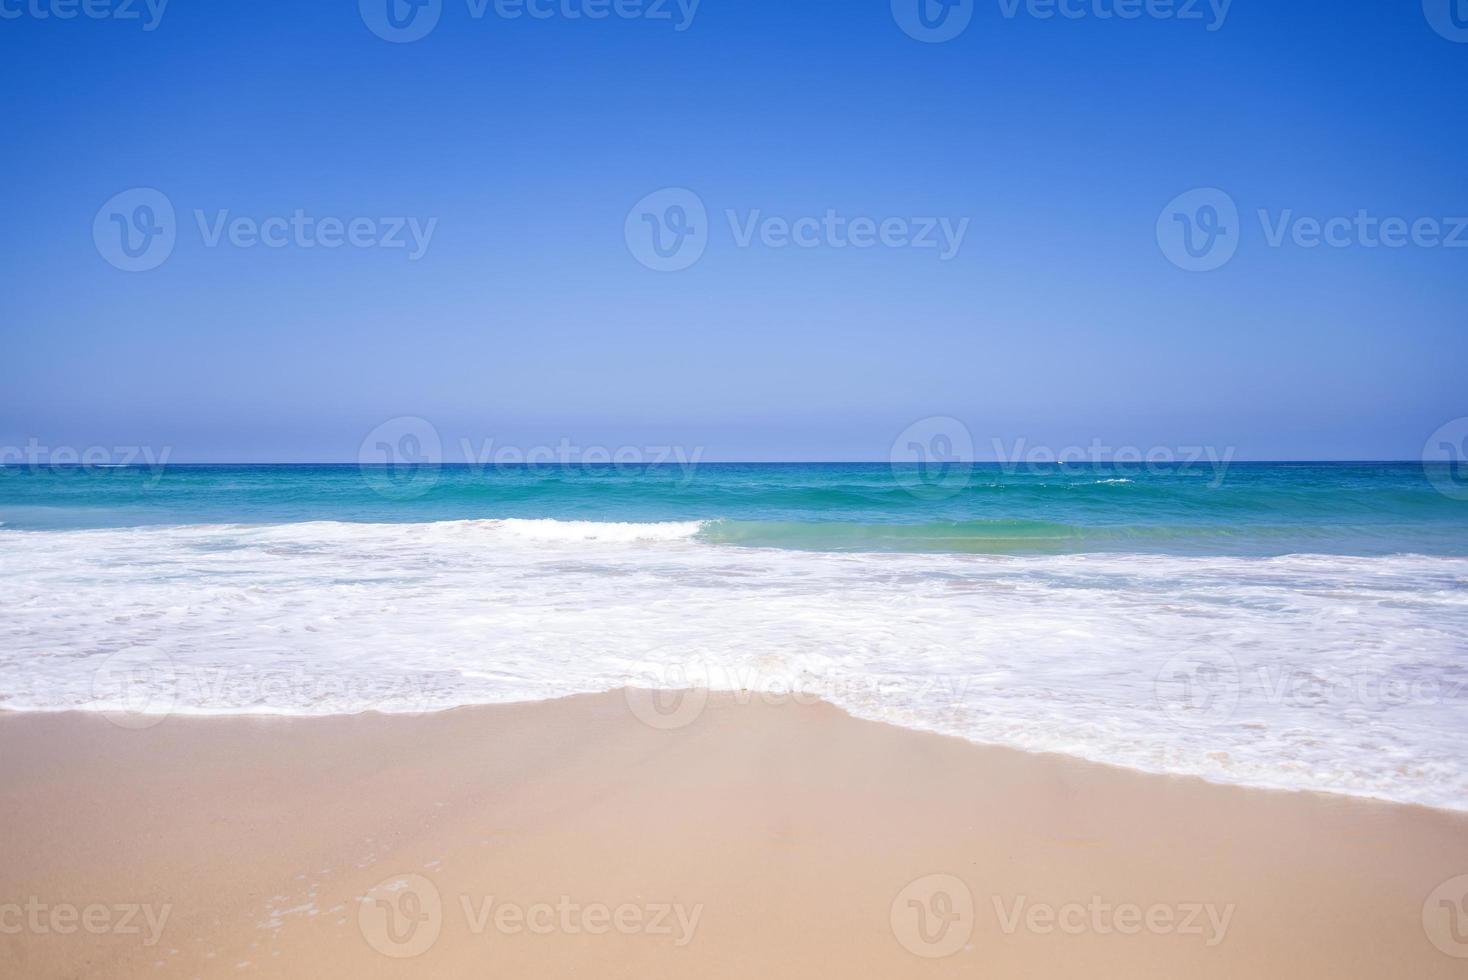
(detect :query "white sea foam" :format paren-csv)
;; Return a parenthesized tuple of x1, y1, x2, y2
(1, 519, 1465, 810)
(488, 518, 704, 542)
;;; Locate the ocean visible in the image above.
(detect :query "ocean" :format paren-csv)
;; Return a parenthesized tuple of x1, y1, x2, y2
(2, 461, 1466, 809)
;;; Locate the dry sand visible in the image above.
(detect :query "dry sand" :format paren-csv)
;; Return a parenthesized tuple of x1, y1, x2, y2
(1, 690, 1466, 978)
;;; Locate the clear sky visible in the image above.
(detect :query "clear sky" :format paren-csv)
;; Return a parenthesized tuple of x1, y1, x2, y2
(2, 0, 1465, 461)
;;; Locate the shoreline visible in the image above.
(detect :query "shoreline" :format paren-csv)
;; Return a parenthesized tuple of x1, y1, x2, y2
(3, 692, 1468, 819)
(3, 690, 1466, 978)
(7, 520, 1463, 812)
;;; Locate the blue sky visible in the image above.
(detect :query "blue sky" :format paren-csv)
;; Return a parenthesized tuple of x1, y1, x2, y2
(2, 0, 1465, 461)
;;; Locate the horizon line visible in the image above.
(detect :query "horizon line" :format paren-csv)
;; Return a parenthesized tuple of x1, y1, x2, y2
(0, 459, 1441, 467)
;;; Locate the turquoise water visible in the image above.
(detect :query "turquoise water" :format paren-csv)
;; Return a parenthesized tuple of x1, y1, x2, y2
(1, 462, 1466, 556)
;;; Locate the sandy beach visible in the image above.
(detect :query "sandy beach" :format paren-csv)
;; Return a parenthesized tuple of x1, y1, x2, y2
(1, 690, 1465, 979)
(7, 0, 1464, 975)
